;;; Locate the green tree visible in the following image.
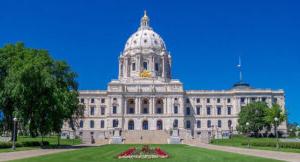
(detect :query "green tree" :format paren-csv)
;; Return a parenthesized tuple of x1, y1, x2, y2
(0, 43, 83, 139)
(237, 102, 269, 136)
(264, 104, 287, 136)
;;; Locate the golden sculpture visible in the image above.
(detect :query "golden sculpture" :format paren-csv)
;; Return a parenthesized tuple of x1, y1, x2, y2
(139, 70, 151, 78)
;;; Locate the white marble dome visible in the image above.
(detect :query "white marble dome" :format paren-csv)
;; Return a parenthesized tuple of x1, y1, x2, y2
(123, 11, 166, 52)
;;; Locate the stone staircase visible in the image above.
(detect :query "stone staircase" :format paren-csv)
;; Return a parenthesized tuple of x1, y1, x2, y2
(123, 130, 169, 144)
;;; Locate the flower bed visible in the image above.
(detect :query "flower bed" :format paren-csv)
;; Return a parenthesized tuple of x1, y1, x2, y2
(117, 145, 169, 159)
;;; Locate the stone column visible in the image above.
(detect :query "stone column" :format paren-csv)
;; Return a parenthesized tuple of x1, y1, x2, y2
(162, 56, 165, 78)
(124, 98, 127, 115)
(151, 97, 155, 114)
(135, 98, 139, 114)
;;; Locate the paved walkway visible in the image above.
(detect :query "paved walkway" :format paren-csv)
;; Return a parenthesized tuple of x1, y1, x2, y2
(0, 148, 80, 162)
(192, 143, 300, 162)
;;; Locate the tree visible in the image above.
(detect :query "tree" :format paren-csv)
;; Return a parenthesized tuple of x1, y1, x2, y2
(237, 102, 269, 136)
(265, 104, 287, 136)
(0, 43, 83, 139)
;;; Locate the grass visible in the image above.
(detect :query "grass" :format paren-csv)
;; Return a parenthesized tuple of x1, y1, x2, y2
(11, 144, 282, 162)
(0, 136, 81, 153)
(211, 135, 300, 153)
(0, 146, 38, 153)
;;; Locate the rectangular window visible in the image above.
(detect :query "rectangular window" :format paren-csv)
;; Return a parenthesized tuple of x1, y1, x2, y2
(143, 108, 148, 114)
(113, 106, 117, 114)
(217, 106, 221, 115)
(196, 106, 201, 115)
(143, 62, 148, 70)
(155, 63, 159, 71)
(206, 106, 211, 115)
(227, 98, 231, 103)
(80, 98, 84, 103)
(186, 107, 191, 115)
(251, 97, 256, 102)
(197, 120, 201, 128)
(207, 120, 211, 128)
(186, 98, 190, 104)
(129, 107, 134, 114)
(132, 63, 136, 71)
(156, 108, 162, 114)
(217, 98, 221, 103)
(218, 120, 222, 128)
(174, 106, 178, 114)
(227, 106, 232, 115)
(196, 98, 200, 103)
(240, 97, 245, 104)
(273, 98, 278, 104)
(101, 107, 105, 115)
(100, 120, 105, 128)
(207, 98, 210, 104)
(91, 98, 94, 103)
(262, 97, 267, 102)
(101, 98, 105, 103)
(90, 106, 95, 115)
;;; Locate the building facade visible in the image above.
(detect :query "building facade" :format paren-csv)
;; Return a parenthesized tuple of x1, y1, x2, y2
(62, 12, 287, 144)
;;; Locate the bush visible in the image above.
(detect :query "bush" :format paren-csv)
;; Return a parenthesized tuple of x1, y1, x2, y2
(21, 141, 49, 147)
(0, 142, 22, 148)
(0, 141, 49, 148)
(241, 141, 300, 149)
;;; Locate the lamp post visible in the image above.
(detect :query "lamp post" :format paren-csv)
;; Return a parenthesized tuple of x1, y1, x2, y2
(12, 117, 17, 150)
(246, 122, 250, 148)
(274, 117, 279, 149)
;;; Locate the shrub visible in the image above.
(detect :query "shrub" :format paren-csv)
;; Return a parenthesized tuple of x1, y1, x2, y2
(0, 141, 49, 148)
(0, 142, 22, 148)
(241, 141, 300, 149)
(21, 141, 49, 147)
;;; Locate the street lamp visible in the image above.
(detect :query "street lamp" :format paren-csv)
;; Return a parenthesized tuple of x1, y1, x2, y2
(274, 117, 279, 149)
(246, 122, 250, 148)
(12, 117, 17, 150)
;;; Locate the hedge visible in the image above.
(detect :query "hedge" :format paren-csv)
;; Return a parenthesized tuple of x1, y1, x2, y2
(241, 141, 300, 149)
(0, 141, 49, 148)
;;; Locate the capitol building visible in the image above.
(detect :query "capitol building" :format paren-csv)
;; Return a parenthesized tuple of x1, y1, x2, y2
(62, 12, 287, 144)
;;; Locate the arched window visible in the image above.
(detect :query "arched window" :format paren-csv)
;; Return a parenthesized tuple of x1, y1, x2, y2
(157, 120, 163, 130)
(186, 120, 191, 129)
(79, 120, 84, 128)
(197, 120, 201, 128)
(142, 120, 148, 130)
(143, 62, 148, 70)
(100, 120, 105, 128)
(90, 120, 94, 128)
(113, 119, 118, 128)
(173, 119, 178, 129)
(128, 120, 134, 130)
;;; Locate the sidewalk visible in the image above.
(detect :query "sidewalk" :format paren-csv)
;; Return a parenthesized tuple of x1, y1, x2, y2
(0, 148, 76, 162)
(192, 143, 300, 162)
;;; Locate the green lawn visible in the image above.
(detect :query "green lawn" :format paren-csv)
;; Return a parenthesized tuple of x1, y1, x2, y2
(211, 135, 300, 153)
(11, 144, 282, 162)
(0, 136, 81, 153)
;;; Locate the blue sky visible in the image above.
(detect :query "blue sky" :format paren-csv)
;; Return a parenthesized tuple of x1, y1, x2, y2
(0, 0, 299, 123)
